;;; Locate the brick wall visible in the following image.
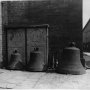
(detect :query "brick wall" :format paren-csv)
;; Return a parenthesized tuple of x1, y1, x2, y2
(2, 0, 82, 67)
(0, 2, 2, 63)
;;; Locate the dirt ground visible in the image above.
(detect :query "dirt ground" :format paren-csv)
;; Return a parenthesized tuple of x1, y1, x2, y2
(0, 68, 89, 89)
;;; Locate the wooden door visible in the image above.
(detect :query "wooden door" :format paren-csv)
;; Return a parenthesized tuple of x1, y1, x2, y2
(7, 28, 25, 64)
(27, 27, 48, 67)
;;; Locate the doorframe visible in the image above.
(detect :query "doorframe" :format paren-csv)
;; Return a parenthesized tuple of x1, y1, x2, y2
(4, 24, 49, 67)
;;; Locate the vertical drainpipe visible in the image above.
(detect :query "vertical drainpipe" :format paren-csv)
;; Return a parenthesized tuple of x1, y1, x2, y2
(46, 24, 49, 70)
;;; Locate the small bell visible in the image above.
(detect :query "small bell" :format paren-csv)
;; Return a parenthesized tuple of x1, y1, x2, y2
(27, 47, 45, 71)
(7, 49, 24, 70)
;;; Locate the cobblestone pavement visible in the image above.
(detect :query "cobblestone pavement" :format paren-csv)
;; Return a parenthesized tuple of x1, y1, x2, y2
(0, 69, 90, 89)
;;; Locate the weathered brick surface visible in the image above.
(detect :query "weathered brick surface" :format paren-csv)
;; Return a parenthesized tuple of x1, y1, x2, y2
(2, 0, 82, 67)
(0, 2, 2, 62)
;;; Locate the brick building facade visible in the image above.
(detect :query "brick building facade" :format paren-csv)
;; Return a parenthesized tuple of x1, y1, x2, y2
(1, 0, 82, 68)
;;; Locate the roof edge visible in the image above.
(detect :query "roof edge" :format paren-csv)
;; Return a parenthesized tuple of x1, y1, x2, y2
(83, 18, 90, 32)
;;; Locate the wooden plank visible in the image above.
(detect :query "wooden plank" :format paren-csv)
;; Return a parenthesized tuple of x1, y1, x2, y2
(7, 28, 25, 63)
(27, 27, 48, 67)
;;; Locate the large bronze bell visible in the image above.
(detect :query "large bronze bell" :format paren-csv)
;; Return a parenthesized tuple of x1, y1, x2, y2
(7, 49, 24, 70)
(56, 42, 86, 75)
(27, 48, 45, 71)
